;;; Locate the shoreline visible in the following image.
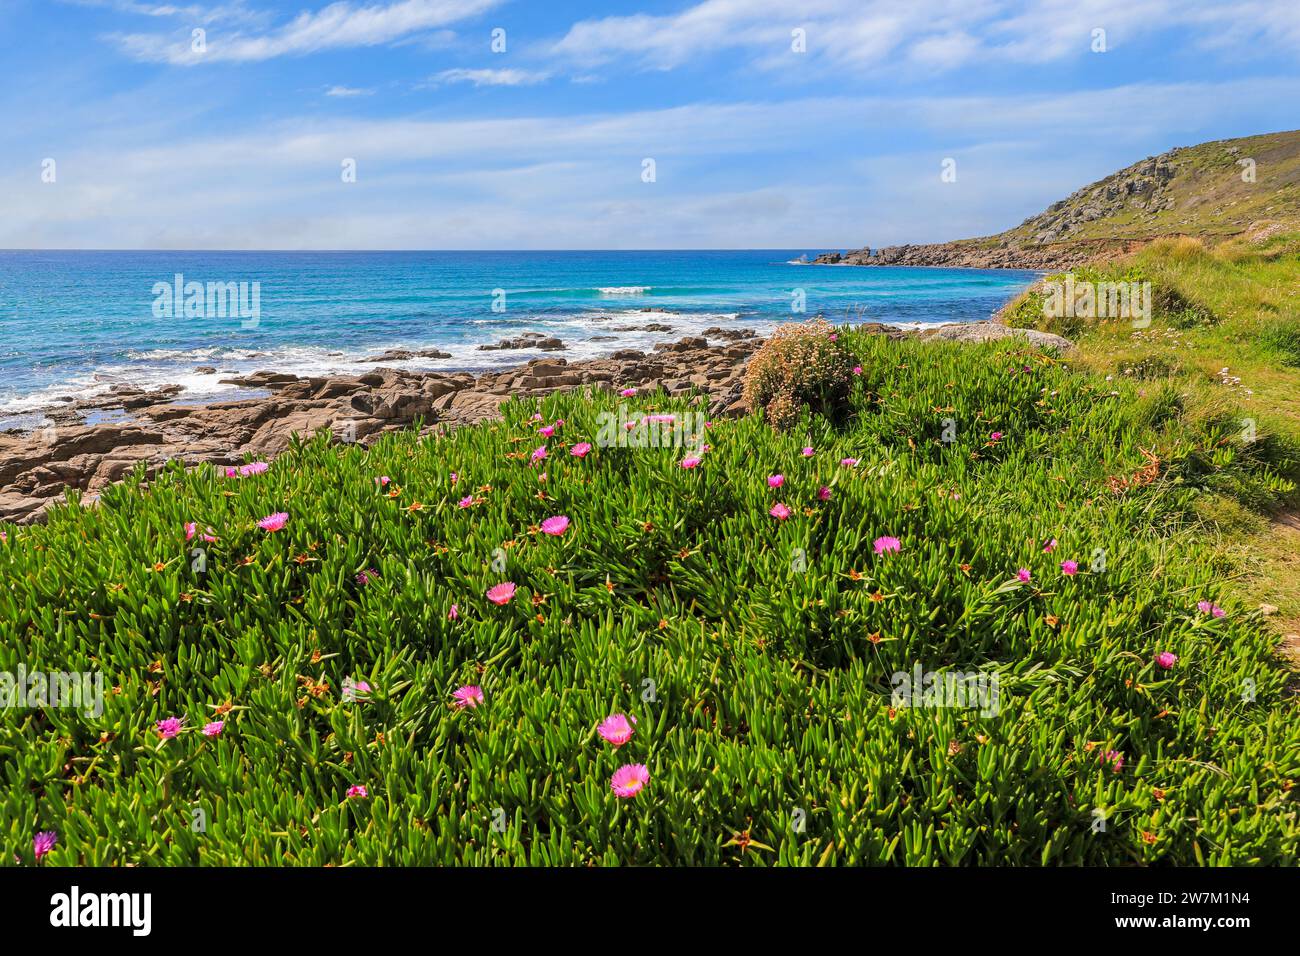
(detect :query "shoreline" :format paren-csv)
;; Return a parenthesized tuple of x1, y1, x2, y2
(0, 320, 1074, 525)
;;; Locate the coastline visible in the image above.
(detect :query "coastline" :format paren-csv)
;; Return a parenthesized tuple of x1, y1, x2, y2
(0, 320, 1074, 524)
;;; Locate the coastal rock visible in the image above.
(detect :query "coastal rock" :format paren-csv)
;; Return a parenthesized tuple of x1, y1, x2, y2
(478, 333, 567, 352)
(920, 323, 1075, 351)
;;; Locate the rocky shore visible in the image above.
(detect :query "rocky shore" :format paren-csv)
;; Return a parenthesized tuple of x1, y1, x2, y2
(804, 238, 1143, 271)
(0, 322, 1071, 524)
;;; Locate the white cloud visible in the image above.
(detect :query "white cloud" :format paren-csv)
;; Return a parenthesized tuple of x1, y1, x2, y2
(325, 85, 374, 96)
(551, 0, 1300, 74)
(6, 78, 1298, 249)
(429, 68, 551, 87)
(111, 0, 501, 64)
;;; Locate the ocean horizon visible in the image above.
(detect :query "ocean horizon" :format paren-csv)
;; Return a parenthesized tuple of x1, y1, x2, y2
(0, 249, 1038, 426)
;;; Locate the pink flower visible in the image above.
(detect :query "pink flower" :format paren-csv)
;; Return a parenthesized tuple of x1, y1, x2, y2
(258, 512, 288, 532)
(802, 447, 814, 457)
(202, 721, 224, 737)
(458, 495, 474, 509)
(610, 763, 650, 798)
(852, 365, 862, 375)
(1017, 567, 1032, 583)
(818, 485, 831, 501)
(1154, 651, 1178, 669)
(769, 502, 791, 521)
(1197, 600, 1226, 618)
(539, 425, 555, 438)
(840, 458, 858, 468)
(597, 713, 636, 747)
(239, 461, 268, 477)
(680, 456, 702, 469)
(156, 716, 184, 740)
(620, 387, 637, 397)
(540, 515, 570, 536)
(1101, 750, 1124, 773)
(452, 685, 485, 709)
(768, 474, 784, 488)
(375, 475, 390, 486)
(828, 333, 838, 342)
(185, 521, 197, 541)
(571, 442, 592, 458)
(33, 831, 57, 861)
(355, 568, 378, 585)
(1060, 560, 1078, 576)
(224, 466, 238, 478)
(487, 581, 516, 605)
(531, 445, 547, 464)
(873, 536, 901, 555)
(1042, 537, 1058, 553)
(990, 432, 1003, 441)
(449, 472, 458, 484)
(448, 604, 459, 621)
(346, 785, 368, 799)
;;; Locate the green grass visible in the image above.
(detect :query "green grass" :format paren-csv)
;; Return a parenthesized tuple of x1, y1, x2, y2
(1006, 232, 1300, 628)
(3, 330, 1297, 865)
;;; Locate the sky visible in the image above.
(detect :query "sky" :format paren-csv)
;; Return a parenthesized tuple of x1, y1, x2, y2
(1, 0, 1298, 250)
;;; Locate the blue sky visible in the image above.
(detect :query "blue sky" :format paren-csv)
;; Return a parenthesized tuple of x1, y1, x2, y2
(2, 0, 1298, 249)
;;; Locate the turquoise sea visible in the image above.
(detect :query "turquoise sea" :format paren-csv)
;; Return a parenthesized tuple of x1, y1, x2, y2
(0, 250, 1038, 423)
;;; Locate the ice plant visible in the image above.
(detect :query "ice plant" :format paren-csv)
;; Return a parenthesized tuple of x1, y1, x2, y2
(458, 496, 474, 509)
(539, 425, 555, 438)
(156, 717, 184, 740)
(487, 582, 516, 605)
(873, 536, 901, 555)
(1017, 568, 1032, 583)
(452, 685, 485, 709)
(1060, 560, 1079, 576)
(852, 366, 862, 375)
(1043, 537, 1058, 553)
(258, 512, 288, 532)
(530, 445, 547, 464)
(841, 458, 858, 468)
(570, 442, 592, 458)
(610, 763, 650, 798)
(346, 785, 368, 799)
(768, 474, 784, 488)
(1101, 750, 1124, 773)
(375, 475, 390, 486)
(1197, 600, 1226, 618)
(355, 568, 378, 585)
(185, 521, 197, 540)
(681, 456, 702, 469)
(448, 604, 459, 621)
(620, 387, 636, 397)
(769, 502, 791, 521)
(33, 831, 57, 862)
(202, 721, 224, 737)
(802, 447, 814, 457)
(540, 515, 570, 536)
(818, 485, 831, 501)
(1155, 651, 1178, 669)
(597, 713, 636, 747)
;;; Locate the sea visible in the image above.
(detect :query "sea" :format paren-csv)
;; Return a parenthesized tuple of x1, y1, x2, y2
(0, 250, 1038, 428)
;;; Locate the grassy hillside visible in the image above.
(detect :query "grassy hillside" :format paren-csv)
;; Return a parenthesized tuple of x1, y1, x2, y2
(1000, 130, 1300, 248)
(1002, 231, 1300, 648)
(4, 328, 1297, 865)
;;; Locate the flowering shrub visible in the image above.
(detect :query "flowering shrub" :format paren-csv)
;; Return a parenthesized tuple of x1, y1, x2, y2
(1, 331, 1296, 866)
(742, 318, 857, 430)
